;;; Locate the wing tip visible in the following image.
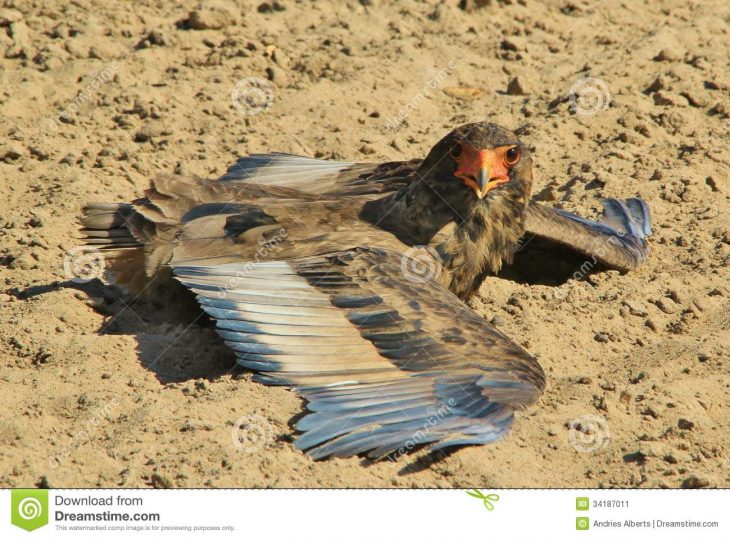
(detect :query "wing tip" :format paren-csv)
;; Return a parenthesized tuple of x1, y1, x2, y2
(601, 197, 652, 239)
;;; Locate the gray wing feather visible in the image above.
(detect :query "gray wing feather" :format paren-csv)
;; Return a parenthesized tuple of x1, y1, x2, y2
(173, 247, 545, 459)
(524, 198, 652, 271)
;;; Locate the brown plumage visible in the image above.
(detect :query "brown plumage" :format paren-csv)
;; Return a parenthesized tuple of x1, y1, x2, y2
(79, 122, 651, 459)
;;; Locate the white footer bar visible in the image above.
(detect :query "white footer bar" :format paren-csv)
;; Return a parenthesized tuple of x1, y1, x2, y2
(1, 489, 727, 538)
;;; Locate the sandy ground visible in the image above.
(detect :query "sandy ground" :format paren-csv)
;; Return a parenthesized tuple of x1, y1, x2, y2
(1, 0, 729, 488)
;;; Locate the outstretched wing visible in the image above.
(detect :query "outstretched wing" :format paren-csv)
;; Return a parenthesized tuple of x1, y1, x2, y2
(523, 198, 651, 271)
(220, 155, 652, 271)
(219, 153, 418, 196)
(173, 247, 545, 459)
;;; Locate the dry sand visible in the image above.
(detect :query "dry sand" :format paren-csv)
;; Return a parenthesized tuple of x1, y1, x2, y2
(1, 0, 729, 488)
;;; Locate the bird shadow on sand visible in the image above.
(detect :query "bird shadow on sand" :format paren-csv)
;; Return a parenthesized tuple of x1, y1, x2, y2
(14, 278, 238, 384)
(498, 235, 604, 286)
(99, 290, 239, 385)
(356, 446, 461, 475)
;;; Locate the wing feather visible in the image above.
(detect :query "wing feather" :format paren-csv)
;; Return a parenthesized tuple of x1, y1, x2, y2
(218, 153, 418, 196)
(523, 198, 651, 271)
(174, 247, 545, 459)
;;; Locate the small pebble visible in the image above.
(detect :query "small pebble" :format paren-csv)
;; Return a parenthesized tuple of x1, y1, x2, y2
(681, 475, 709, 488)
(506, 76, 530, 96)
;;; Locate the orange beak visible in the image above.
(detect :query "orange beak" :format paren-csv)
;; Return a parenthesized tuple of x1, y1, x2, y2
(454, 146, 511, 199)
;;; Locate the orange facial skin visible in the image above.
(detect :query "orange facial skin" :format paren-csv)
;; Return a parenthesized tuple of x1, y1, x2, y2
(452, 143, 520, 199)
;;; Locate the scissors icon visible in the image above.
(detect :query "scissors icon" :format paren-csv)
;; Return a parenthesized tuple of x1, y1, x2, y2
(466, 489, 500, 511)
